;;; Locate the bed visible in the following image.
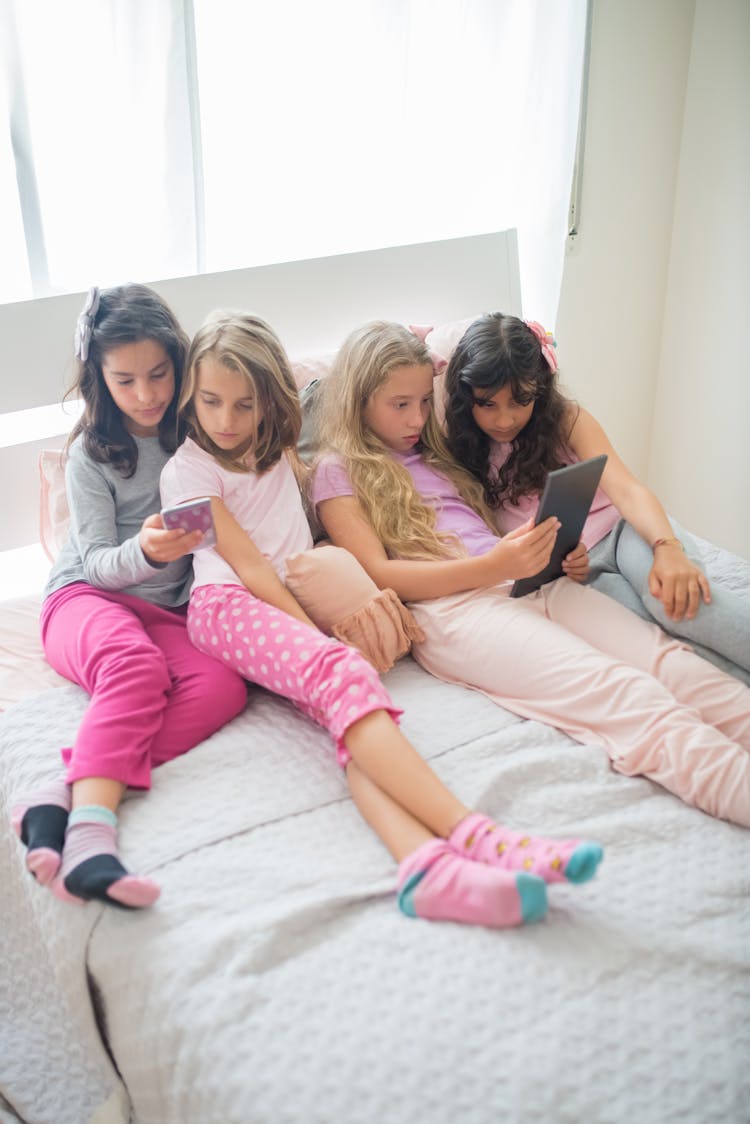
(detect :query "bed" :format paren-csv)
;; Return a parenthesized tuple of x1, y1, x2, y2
(1, 234, 749, 1124)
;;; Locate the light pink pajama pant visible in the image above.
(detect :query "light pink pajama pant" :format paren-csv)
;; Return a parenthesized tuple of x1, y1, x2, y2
(409, 576, 750, 826)
(187, 584, 400, 766)
(41, 582, 248, 788)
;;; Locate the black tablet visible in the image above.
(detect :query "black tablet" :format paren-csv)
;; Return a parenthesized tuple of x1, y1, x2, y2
(509, 454, 608, 597)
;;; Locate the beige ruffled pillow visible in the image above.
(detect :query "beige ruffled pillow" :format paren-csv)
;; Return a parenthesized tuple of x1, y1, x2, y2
(284, 545, 423, 673)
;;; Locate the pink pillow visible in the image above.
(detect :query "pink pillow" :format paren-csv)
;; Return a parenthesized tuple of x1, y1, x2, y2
(0, 593, 69, 710)
(290, 351, 336, 391)
(284, 545, 423, 673)
(424, 317, 477, 361)
(411, 318, 478, 424)
(39, 450, 69, 562)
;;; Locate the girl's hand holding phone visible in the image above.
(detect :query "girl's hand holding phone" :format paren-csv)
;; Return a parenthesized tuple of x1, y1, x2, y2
(139, 512, 204, 564)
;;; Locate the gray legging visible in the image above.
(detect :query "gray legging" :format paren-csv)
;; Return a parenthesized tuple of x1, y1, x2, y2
(587, 518, 750, 686)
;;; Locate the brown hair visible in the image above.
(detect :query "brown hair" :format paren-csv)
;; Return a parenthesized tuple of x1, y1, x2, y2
(181, 311, 301, 474)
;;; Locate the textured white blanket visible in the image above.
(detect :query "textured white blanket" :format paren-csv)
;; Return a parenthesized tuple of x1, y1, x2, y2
(1, 544, 749, 1124)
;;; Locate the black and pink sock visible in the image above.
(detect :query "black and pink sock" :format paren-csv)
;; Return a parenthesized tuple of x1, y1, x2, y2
(54, 805, 160, 909)
(12, 776, 71, 885)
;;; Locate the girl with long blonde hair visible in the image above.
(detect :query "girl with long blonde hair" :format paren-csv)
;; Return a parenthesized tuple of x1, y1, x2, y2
(311, 320, 750, 828)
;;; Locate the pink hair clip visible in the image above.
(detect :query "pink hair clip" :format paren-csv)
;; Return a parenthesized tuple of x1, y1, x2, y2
(524, 319, 558, 373)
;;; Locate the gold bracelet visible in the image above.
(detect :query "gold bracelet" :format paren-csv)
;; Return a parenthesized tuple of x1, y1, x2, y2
(652, 536, 684, 553)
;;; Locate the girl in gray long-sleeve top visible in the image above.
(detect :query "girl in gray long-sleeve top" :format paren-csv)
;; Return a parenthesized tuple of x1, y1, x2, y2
(11, 284, 247, 909)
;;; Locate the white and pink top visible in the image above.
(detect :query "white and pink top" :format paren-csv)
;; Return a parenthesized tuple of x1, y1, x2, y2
(488, 441, 619, 549)
(161, 437, 313, 589)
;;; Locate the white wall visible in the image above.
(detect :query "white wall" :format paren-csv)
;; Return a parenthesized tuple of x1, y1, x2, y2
(557, 0, 749, 560)
(556, 0, 694, 488)
(649, 0, 750, 560)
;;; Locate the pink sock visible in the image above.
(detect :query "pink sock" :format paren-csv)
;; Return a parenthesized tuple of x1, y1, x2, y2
(54, 806, 160, 909)
(11, 776, 71, 885)
(397, 838, 546, 928)
(449, 812, 603, 884)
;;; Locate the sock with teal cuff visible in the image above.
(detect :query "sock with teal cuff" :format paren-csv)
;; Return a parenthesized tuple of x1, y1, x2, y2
(397, 838, 547, 928)
(54, 804, 160, 909)
(449, 812, 603, 885)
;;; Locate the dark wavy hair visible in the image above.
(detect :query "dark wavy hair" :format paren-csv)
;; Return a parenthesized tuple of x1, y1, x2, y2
(66, 283, 189, 477)
(443, 312, 575, 506)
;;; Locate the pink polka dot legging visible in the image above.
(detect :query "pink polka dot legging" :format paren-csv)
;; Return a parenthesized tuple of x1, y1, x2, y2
(188, 584, 400, 765)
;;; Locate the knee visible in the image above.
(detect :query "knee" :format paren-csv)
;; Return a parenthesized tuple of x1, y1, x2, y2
(320, 641, 380, 689)
(87, 637, 171, 694)
(218, 665, 250, 719)
(209, 665, 249, 723)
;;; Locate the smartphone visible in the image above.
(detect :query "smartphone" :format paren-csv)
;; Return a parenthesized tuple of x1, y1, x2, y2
(161, 497, 217, 550)
(509, 454, 607, 597)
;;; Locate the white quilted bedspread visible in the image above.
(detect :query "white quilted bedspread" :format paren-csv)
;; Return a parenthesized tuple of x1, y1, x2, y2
(1, 540, 749, 1124)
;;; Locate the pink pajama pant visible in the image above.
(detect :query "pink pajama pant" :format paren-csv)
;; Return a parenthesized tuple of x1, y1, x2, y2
(187, 584, 400, 765)
(41, 582, 248, 788)
(409, 577, 750, 826)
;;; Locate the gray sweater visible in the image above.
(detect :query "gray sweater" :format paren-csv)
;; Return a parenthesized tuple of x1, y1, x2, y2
(44, 434, 192, 607)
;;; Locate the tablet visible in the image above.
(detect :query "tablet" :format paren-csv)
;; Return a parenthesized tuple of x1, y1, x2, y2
(509, 454, 608, 597)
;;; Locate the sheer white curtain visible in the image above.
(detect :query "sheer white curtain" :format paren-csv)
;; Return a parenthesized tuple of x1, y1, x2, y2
(0, 0, 196, 303)
(1, 0, 587, 325)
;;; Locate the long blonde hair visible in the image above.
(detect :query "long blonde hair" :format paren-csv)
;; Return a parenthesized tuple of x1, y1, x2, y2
(180, 311, 302, 474)
(317, 321, 494, 560)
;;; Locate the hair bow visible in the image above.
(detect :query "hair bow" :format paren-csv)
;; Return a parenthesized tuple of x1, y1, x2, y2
(408, 324, 448, 376)
(74, 286, 101, 361)
(524, 319, 558, 373)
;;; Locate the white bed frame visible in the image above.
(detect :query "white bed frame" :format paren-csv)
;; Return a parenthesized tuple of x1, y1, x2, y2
(0, 230, 520, 552)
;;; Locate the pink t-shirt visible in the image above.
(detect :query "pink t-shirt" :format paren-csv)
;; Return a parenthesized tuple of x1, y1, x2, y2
(488, 441, 619, 549)
(312, 451, 499, 558)
(161, 437, 313, 588)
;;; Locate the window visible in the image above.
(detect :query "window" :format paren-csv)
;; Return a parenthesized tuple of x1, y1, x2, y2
(2, 0, 588, 322)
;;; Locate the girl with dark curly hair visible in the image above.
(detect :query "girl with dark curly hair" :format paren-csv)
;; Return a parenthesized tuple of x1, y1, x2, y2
(443, 313, 749, 685)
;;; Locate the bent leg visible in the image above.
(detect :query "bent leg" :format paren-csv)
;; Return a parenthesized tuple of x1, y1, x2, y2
(541, 578, 750, 748)
(592, 521, 750, 684)
(42, 585, 174, 788)
(411, 588, 750, 826)
(188, 584, 399, 764)
(43, 586, 247, 786)
(139, 603, 248, 767)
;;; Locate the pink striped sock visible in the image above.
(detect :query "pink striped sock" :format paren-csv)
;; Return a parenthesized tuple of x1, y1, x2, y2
(54, 806, 160, 909)
(11, 776, 71, 885)
(397, 838, 547, 928)
(449, 812, 603, 884)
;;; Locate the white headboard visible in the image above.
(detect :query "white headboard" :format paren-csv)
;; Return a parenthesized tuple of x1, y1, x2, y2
(0, 229, 520, 551)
